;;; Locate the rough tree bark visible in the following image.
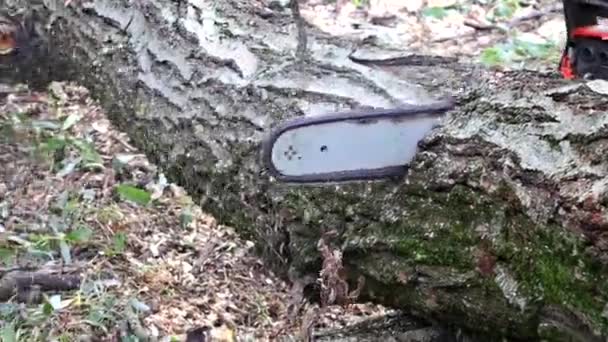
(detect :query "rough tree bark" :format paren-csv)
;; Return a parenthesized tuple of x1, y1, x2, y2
(3, 0, 608, 340)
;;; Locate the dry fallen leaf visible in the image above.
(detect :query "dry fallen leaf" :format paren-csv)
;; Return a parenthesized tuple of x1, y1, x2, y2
(536, 17, 567, 44)
(368, 0, 411, 16)
(404, 0, 425, 12)
(586, 80, 608, 95)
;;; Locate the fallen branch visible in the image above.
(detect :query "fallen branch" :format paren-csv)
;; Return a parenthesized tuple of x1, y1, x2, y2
(0, 267, 81, 302)
(506, 4, 563, 29)
(348, 53, 459, 67)
(290, 0, 308, 59)
(457, 4, 563, 41)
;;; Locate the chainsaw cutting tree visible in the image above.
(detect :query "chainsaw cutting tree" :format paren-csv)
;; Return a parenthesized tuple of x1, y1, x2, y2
(3, 0, 608, 340)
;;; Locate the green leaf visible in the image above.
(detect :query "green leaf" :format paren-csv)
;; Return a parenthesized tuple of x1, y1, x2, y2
(112, 232, 127, 254)
(121, 335, 139, 342)
(69, 139, 102, 164)
(480, 46, 507, 66)
(0, 304, 17, 319)
(59, 239, 72, 264)
(129, 298, 151, 313)
(62, 113, 82, 131)
(421, 6, 447, 19)
(29, 234, 53, 250)
(31, 120, 62, 131)
(0, 248, 16, 265)
(66, 226, 93, 243)
(42, 301, 54, 316)
(40, 136, 67, 152)
(492, 0, 519, 19)
(86, 308, 108, 325)
(58, 334, 72, 342)
(0, 322, 16, 342)
(116, 185, 151, 206)
(179, 207, 194, 229)
(512, 39, 556, 59)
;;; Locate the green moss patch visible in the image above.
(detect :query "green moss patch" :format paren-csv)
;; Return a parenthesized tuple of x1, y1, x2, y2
(496, 215, 608, 335)
(330, 180, 608, 340)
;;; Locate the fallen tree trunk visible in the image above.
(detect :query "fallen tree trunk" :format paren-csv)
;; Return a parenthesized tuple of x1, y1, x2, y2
(4, 0, 608, 340)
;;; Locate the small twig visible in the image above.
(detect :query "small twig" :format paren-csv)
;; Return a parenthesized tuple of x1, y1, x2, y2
(432, 29, 479, 43)
(457, 3, 563, 42)
(0, 265, 35, 274)
(299, 306, 318, 342)
(349, 53, 459, 67)
(290, 0, 308, 60)
(506, 3, 562, 29)
(464, 19, 497, 31)
(113, 134, 137, 152)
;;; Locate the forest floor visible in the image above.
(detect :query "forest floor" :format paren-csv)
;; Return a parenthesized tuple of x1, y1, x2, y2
(0, 0, 563, 341)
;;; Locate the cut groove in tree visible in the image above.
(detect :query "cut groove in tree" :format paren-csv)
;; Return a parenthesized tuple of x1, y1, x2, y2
(3, 0, 608, 340)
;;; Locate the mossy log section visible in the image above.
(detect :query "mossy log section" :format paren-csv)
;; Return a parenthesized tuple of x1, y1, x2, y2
(4, 0, 608, 340)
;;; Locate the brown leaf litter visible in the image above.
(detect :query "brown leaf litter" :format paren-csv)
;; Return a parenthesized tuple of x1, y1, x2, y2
(0, 81, 391, 341)
(300, 0, 565, 59)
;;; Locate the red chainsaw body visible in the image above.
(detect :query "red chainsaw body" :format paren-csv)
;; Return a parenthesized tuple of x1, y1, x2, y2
(560, 0, 608, 79)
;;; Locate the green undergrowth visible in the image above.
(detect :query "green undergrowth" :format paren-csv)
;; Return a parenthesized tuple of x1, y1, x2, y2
(414, 0, 563, 68)
(479, 35, 562, 68)
(0, 107, 174, 340)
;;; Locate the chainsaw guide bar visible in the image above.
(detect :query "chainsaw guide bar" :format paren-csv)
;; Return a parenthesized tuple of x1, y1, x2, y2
(261, 99, 455, 184)
(261, 0, 608, 185)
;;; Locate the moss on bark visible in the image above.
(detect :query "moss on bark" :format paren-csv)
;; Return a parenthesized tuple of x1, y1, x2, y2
(337, 180, 608, 341)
